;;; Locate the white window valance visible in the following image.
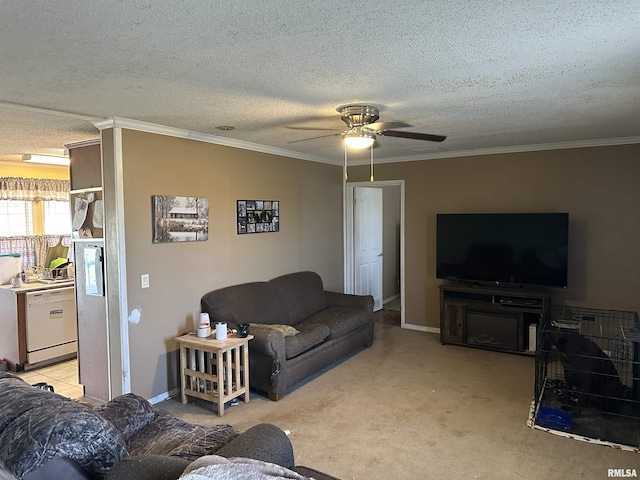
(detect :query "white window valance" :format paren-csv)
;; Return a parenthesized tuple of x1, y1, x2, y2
(0, 177, 70, 202)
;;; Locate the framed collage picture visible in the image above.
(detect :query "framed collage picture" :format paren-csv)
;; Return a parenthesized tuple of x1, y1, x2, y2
(237, 200, 279, 234)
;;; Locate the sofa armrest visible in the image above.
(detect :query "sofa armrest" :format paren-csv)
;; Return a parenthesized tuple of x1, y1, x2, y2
(325, 290, 374, 312)
(246, 327, 286, 357)
(214, 423, 294, 468)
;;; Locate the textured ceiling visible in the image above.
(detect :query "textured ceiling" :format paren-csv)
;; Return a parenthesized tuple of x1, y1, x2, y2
(1, 0, 639, 166)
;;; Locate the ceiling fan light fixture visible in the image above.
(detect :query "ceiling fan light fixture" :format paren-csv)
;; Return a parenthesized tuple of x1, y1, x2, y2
(343, 129, 375, 149)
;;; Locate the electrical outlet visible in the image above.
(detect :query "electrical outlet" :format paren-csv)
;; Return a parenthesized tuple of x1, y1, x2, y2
(141, 274, 149, 289)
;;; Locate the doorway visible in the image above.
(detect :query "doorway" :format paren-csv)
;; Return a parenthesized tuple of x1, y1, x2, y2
(344, 180, 404, 326)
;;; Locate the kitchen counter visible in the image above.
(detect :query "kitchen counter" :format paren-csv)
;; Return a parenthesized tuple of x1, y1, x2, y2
(0, 279, 74, 294)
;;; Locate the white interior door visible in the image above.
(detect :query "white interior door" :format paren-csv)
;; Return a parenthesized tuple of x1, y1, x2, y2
(354, 186, 383, 311)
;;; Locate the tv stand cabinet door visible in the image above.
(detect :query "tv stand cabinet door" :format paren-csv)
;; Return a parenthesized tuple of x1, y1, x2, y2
(441, 303, 464, 345)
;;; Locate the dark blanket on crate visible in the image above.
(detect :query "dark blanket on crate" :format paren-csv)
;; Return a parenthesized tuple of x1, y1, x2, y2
(0, 372, 128, 478)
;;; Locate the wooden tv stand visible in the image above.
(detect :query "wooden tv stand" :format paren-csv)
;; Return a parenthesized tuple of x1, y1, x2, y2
(439, 283, 551, 355)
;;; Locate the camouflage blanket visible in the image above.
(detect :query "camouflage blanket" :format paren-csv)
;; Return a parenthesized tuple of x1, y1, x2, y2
(0, 372, 127, 478)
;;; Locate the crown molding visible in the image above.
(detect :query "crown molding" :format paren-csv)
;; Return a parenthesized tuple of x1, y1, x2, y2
(64, 138, 101, 149)
(0, 101, 98, 121)
(91, 117, 640, 167)
(92, 117, 337, 165)
(360, 136, 640, 165)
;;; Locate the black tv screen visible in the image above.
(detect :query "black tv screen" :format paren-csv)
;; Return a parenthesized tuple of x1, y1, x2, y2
(436, 213, 569, 288)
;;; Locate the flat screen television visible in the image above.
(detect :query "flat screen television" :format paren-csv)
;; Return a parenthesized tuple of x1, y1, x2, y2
(436, 213, 569, 288)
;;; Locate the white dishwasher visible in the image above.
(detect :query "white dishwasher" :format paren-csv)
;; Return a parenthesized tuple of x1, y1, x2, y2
(25, 286, 77, 364)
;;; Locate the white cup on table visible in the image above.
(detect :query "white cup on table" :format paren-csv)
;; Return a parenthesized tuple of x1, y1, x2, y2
(216, 322, 227, 340)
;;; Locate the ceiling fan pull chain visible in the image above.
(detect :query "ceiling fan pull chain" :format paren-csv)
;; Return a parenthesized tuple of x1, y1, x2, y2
(344, 143, 348, 180)
(370, 144, 374, 182)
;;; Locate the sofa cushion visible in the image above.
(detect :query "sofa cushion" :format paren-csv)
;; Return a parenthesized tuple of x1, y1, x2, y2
(284, 323, 330, 359)
(0, 372, 128, 478)
(104, 454, 191, 480)
(301, 305, 371, 340)
(201, 282, 291, 326)
(270, 271, 328, 324)
(94, 393, 156, 442)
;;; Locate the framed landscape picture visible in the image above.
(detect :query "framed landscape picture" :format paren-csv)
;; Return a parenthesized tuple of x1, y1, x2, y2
(152, 195, 209, 243)
(237, 199, 279, 234)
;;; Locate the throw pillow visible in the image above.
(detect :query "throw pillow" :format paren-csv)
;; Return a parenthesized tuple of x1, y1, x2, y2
(249, 323, 300, 337)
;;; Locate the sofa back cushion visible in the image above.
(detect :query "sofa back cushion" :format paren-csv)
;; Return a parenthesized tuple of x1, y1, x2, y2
(201, 281, 291, 326)
(269, 271, 328, 324)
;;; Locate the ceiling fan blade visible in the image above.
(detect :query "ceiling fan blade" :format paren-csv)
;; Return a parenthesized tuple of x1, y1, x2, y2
(378, 130, 447, 142)
(287, 132, 342, 144)
(363, 121, 411, 131)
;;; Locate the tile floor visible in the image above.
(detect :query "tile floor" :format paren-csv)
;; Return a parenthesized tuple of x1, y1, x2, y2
(15, 359, 84, 399)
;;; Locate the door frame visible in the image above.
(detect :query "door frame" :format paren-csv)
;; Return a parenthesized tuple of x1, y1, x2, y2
(344, 180, 405, 327)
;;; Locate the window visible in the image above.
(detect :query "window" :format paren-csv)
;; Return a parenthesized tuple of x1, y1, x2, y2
(0, 200, 33, 236)
(44, 200, 71, 235)
(0, 177, 72, 269)
(0, 199, 70, 236)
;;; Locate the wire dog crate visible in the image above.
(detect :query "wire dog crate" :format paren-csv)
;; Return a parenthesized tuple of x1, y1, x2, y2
(532, 305, 640, 450)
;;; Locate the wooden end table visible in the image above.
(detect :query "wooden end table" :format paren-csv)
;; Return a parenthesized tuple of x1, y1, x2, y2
(175, 333, 253, 416)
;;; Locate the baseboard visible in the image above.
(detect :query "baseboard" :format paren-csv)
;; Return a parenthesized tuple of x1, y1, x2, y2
(402, 323, 440, 334)
(383, 294, 400, 304)
(148, 387, 180, 405)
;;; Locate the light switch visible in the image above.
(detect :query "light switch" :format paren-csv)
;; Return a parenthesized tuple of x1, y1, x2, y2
(141, 274, 149, 289)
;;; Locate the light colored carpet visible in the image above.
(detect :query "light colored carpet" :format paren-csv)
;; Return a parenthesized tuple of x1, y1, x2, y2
(157, 325, 637, 480)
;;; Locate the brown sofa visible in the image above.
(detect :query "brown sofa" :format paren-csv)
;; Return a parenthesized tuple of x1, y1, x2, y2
(201, 271, 374, 401)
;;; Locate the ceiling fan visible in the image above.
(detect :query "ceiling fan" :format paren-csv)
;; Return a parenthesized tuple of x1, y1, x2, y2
(287, 104, 447, 181)
(287, 104, 447, 149)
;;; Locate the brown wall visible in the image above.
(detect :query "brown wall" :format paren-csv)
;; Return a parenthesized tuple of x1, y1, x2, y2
(119, 130, 343, 398)
(102, 131, 640, 399)
(348, 144, 640, 329)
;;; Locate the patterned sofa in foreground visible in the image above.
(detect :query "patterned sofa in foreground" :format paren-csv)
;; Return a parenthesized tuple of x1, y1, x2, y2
(0, 372, 339, 480)
(201, 271, 375, 401)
